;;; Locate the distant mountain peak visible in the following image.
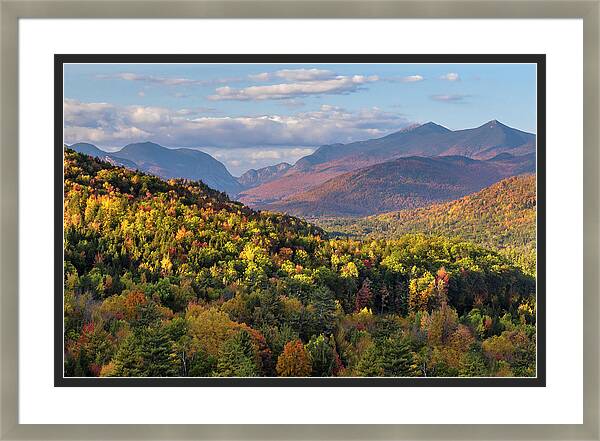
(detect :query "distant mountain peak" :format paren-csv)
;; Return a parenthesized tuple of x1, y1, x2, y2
(383, 121, 450, 139)
(422, 121, 446, 128)
(237, 162, 293, 189)
(71, 142, 100, 149)
(480, 119, 507, 129)
(271, 161, 292, 169)
(122, 141, 164, 151)
(70, 140, 242, 196)
(412, 121, 452, 133)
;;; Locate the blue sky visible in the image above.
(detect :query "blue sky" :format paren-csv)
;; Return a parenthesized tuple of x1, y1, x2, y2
(64, 63, 536, 175)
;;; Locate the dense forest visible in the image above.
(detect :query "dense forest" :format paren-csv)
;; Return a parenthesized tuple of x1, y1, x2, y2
(316, 175, 537, 276)
(64, 150, 536, 378)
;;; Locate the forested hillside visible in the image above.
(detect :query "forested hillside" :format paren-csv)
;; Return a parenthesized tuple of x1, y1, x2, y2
(317, 175, 536, 275)
(263, 154, 534, 217)
(64, 150, 536, 378)
(70, 141, 242, 196)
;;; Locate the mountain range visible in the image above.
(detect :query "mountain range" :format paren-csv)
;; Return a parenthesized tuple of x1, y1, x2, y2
(68, 119, 535, 217)
(67, 143, 140, 169)
(237, 120, 535, 207)
(262, 153, 535, 217)
(298, 119, 533, 168)
(70, 141, 243, 196)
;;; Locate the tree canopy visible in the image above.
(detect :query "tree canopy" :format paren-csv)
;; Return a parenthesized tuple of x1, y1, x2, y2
(64, 150, 537, 378)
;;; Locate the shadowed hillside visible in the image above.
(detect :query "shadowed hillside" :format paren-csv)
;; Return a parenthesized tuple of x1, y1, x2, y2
(262, 154, 534, 217)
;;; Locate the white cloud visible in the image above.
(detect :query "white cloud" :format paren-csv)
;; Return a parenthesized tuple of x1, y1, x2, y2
(103, 69, 340, 89)
(386, 75, 424, 83)
(248, 72, 271, 82)
(402, 75, 424, 82)
(430, 94, 470, 103)
(202, 147, 316, 175)
(174, 107, 218, 116)
(209, 75, 379, 101)
(99, 72, 203, 86)
(98, 73, 241, 86)
(440, 72, 460, 81)
(275, 68, 335, 82)
(63, 99, 411, 149)
(248, 68, 335, 83)
(250, 150, 283, 160)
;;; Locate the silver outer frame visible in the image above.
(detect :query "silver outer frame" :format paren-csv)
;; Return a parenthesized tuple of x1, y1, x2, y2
(0, 1, 598, 439)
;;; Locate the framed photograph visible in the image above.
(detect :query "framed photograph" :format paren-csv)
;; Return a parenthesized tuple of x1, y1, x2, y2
(55, 54, 545, 387)
(2, 0, 598, 439)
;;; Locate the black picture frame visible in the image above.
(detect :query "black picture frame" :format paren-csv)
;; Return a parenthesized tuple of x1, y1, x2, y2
(54, 53, 546, 387)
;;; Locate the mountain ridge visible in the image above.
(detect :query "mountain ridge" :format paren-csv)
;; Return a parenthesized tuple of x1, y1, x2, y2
(238, 120, 535, 206)
(70, 143, 140, 169)
(237, 162, 292, 189)
(69, 141, 242, 196)
(297, 119, 534, 169)
(259, 152, 534, 217)
(317, 174, 536, 256)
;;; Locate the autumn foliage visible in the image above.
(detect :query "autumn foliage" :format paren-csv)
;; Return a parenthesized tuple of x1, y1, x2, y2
(276, 340, 312, 377)
(63, 151, 536, 378)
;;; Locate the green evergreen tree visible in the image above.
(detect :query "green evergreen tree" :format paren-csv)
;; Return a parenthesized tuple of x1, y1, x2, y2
(459, 350, 488, 377)
(111, 325, 179, 377)
(111, 334, 144, 377)
(139, 324, 180, 377)
(305, 334, 335, 377)
(188, 349, 217, 377)
(356, 335, 417, 377)
(379, 335, 417, 376)
(215, 330, 259, 377)
(355, 344, 385, 377)
(308, 286, 336, 337)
